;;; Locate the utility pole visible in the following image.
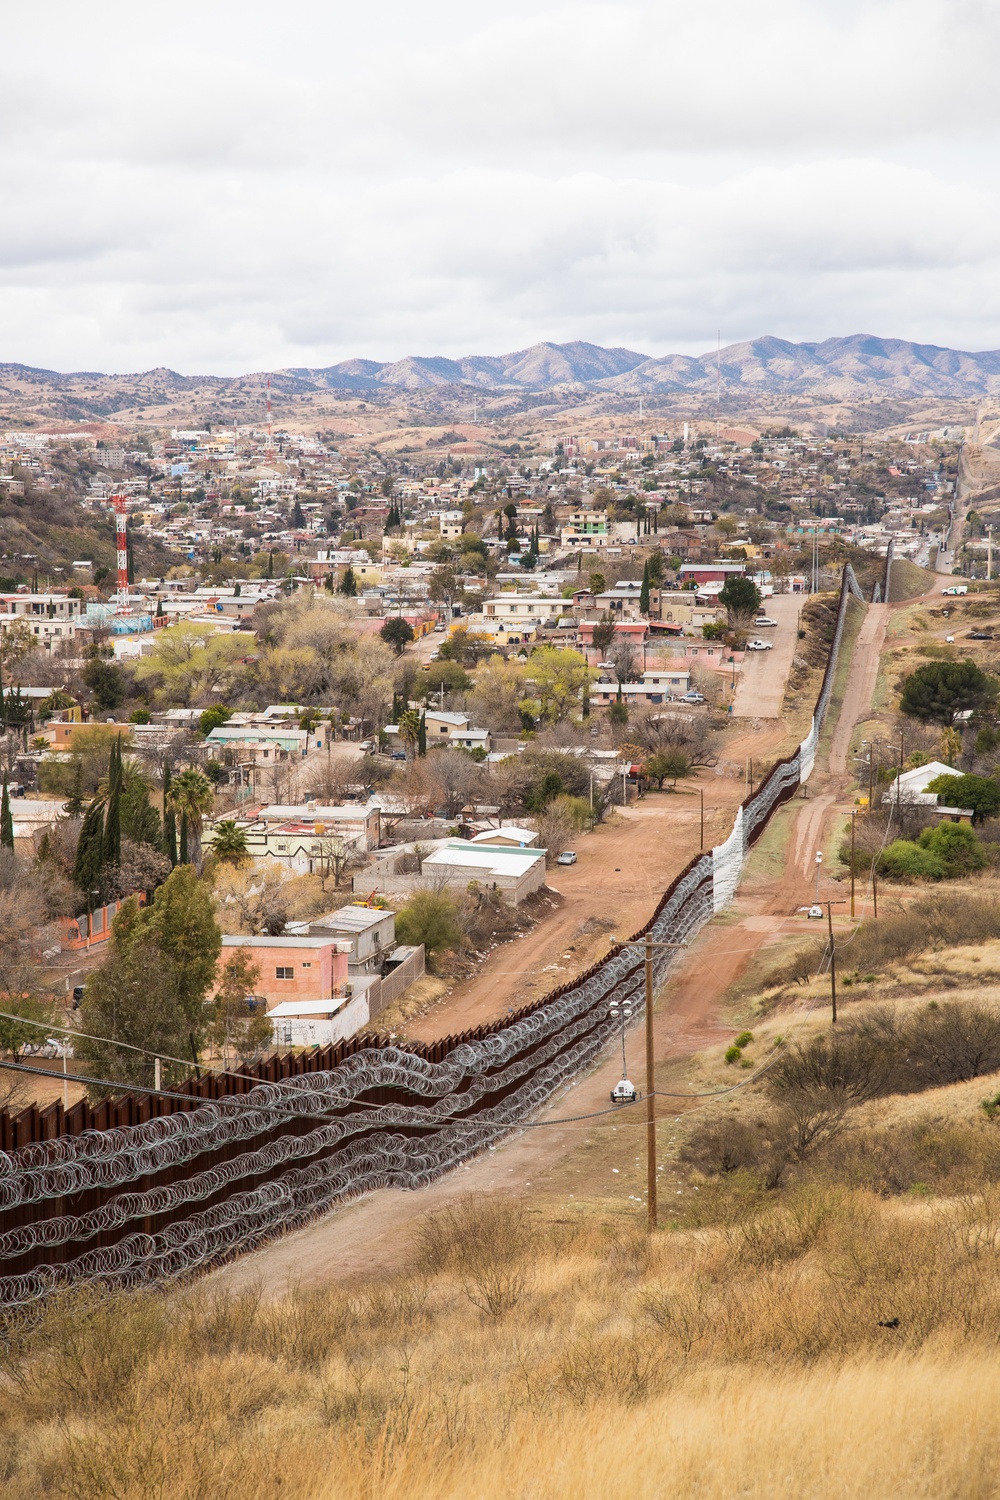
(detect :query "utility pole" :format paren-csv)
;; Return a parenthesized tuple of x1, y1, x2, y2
(850, 810, 856, 919)
(698, 784, 704, 851)
(872, 860, 878, 920)
(645, 934, 656, 1231)
(818, 901, 846, 1023)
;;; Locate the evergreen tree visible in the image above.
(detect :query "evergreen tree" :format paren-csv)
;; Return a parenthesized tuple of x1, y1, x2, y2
(65, 759, 85, 818)
(418, 711, 427, 757)
(73, 798, 105, 893)
(640, 559, 651, 615)
(0, 777, 13, 851)
(267, 550, 274, 578)
(338, 565, 358, 597)
(163, 764, 178, 866)
(103, 737, 122, 867)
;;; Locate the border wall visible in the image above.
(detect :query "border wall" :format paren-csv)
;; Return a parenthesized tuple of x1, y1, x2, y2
(0, 568, 866, 1309)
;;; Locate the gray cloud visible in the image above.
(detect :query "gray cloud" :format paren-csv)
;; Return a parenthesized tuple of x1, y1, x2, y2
(2, 0, 1000, 370)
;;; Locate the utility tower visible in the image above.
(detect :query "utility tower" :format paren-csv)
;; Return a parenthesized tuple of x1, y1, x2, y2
(112, 492, 129, 607)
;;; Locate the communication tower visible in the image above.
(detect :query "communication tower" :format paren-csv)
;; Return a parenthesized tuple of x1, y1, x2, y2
(112, 491, 129, 607)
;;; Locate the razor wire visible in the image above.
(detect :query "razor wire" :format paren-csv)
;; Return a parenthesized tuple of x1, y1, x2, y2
(0, 566, 869, 1308)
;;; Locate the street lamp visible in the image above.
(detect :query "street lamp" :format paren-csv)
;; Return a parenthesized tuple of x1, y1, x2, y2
(814, 850, 823, 904)
(608, 997, 633, 1087)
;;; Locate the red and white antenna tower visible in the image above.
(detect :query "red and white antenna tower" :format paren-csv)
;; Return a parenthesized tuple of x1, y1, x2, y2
(112, 492, 129, 607)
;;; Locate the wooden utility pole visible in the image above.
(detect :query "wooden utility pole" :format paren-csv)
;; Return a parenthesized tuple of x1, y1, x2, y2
(645, 934, 656, 1232)
(699, 785, 705, 851)
(817, 900, 846, 1023)
(850, 810, 856, 919)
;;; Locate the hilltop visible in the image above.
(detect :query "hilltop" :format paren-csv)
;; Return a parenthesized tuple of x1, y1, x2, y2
(6, 336, 1000, 429)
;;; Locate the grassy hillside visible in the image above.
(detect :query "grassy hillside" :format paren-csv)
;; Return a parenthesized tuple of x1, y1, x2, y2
(7, 962, 1000, 1497)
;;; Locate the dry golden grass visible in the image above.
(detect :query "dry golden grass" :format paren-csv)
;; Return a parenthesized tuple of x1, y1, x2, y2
(6, 1185, 1000, 1498)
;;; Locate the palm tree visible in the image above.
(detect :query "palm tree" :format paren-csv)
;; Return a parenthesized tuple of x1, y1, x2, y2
(211, 820, 250, 866)
(397, 708, 421, 760)
(166, 768, 214, 871)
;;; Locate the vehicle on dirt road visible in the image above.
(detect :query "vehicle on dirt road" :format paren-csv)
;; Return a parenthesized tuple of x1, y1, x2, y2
(753, 616, 778, 628)
(681, 691, 706, 704)
(556, 851, 577, 866)
(747, 639, 773, 651)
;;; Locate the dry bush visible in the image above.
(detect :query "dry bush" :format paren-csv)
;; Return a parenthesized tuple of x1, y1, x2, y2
(414, 1194, 536, 1317)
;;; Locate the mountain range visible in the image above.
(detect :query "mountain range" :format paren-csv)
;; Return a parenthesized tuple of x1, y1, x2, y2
(288, 335, 1000, 397)
(4, 336, 1000, 420)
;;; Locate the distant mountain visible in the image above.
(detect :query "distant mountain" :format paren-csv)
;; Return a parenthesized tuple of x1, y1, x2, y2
(289, 341, 649, 391)
(291, 335, 1000, 396)
(599, 335, 1000, 397)
(6, 338, 1000, 423)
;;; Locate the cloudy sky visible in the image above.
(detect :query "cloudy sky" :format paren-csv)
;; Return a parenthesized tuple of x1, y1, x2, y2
(3, 0, 1000, 372)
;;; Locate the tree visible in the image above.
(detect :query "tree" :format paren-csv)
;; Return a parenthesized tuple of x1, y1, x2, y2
(639, 559, 651, 615)
(65, 760, 85, 819)
(199, 705, 232, 736)
(645, 749, 692, 789)
(0, 778, 12, 851)
(588, 571, 607, 596)
(395, 890, 463, 964)
(123, 866, 222, 1045)
(718, 575, 762, 629)
(0, 996, 56, 1062)
(338, 566, 358, 597)
(163, 763, 178, 866)
(214, 863, 289, 936)
(925, 773, 1000, 823)
(103, 737, 123, 868)
(418, 711, 427, 757)
(590, 612, 617, 659)
(72, 797, 105, 895)
(209, 949, 271, 1066)
(210, 820, 251, 865)
(77, 909, 192, 1095)
(917, 822, 988, 876)
(103, 838, 172, 900)
(82, 657, 126, 712)
(900, 661, 999, 725)
(166, 768, 214, 871)
(523, 646, 591, 724)
(414, 661, 472, 700)
(317, 834, 356, 889)
(380, 617, 415, 655)
(397, 708, 421, 760)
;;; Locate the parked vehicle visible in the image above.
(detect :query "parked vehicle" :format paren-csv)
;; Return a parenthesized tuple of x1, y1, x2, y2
(556, 851, 577, 866)
(747, 639, 773, 651)
(753, 616, 778, 627)
(968, 631, 993, 641)
(682, 691, 706, 704)
(942, 585, 968, 595)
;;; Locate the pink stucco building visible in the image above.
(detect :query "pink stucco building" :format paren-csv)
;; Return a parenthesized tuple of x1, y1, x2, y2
(217, 935, 350, 1007)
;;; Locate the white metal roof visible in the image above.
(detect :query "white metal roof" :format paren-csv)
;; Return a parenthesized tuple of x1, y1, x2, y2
(470, 826, 537, 846)
(422, 841, 545, 877)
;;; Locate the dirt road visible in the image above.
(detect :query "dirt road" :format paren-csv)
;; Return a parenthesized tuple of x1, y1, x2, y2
(406, 778, 746, 1040)
(731, 593, 803, 718)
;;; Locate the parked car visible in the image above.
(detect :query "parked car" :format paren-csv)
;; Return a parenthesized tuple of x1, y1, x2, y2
(753, 616, 778, 627)
(597, 660, 616, 670)
(942, 585, 969, 595)
(747, 639, 773, 651)
(682, 691, 706, 704)
(556, 851, 577, 866)
(968, 631, 993, 640)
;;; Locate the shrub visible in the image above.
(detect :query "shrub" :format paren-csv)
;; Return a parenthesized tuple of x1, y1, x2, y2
(725, 1045, 742, 1065)
(917, 822, 988, 876)
(878, 839, 945, 881)
(734, 1031, 754, 1048)
(395, 890, 463, 962)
